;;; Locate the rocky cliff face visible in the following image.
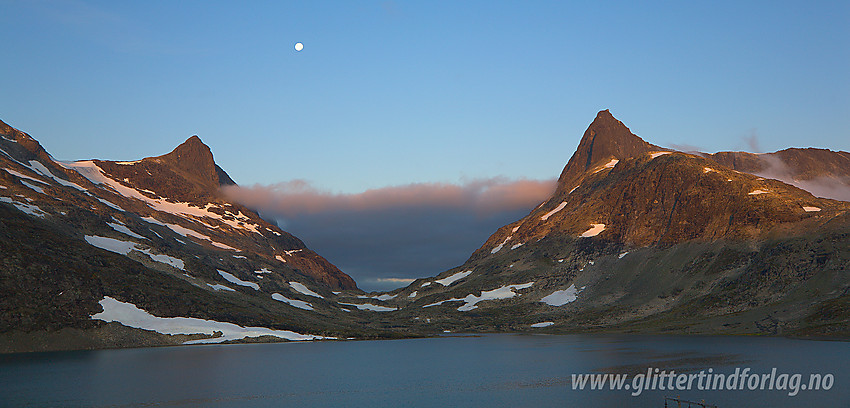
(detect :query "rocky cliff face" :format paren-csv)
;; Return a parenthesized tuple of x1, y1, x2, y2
(367, 110, 850, 338)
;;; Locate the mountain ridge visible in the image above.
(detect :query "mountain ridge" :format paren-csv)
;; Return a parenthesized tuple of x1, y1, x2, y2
(1, 117, 400, 353)
(367, 110, 850, 339)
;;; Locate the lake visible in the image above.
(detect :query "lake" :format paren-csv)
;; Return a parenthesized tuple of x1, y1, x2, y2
(1, 334, 847, 407)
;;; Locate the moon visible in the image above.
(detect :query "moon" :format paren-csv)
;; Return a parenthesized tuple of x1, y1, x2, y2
(294, 42, 304, 51)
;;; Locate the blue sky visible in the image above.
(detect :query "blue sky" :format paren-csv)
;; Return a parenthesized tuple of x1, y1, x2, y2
(3, 0, 848, 192)
(2, 1, 849, 290)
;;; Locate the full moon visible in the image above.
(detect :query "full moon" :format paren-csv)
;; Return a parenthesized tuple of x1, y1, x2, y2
(294, 42, 304, 51)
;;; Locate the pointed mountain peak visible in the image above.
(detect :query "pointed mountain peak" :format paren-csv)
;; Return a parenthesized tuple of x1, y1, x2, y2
(158, 135, 232, 187)
(557, 110, 662, 186)
(168, 135, 210, 158)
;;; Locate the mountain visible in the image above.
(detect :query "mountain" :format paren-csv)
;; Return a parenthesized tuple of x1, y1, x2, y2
(0, 119, 405, 353)
(367, 110, 850, 338)
(4, 112, 848, 353)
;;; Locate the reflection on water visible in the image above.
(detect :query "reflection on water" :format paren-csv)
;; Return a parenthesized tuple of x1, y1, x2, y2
(0, 334, 846, 407)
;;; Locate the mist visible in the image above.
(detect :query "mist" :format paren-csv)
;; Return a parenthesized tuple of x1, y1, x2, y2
(223, 178, 556, 291)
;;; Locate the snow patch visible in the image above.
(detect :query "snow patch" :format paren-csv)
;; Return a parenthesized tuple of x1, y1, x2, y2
(218, 270, 259, 290)
(210, 241, 240, 251)
(456, 282, 534, 311)
(748, 189, 769, 195)
(803, 206, 822, 212)
(3, 167, 49, 185)
(420, 282, 432, 287)
(20, 180, 45, 194)
(618, 251, 630, 259)
(338, 302, 397, 312)
(163, 222, 212, 241)
(97, 198, 125, 212)
(107, 222, 148, 240)
(510, 243, 524, 250)
(408, 291, 418, 298)
(703, 167, 715, 173)
(83, 235, 183, 269)
(27, 160, 86, 191)
(531, 322, 554, 328)
(491, 235, 512, 254)
(142, 216, 166, 226)
(541, 284, 582, 306)
(207, 284, 235, 292)
(580, 224, 606, 237)
(435, 270, 472, 286)
(272, 293, 314, 311)
(424, 282, 534, 311)
(84, 235, 136, 255)
(372, 294, 397, 301)
(650, 151, 672, 159)
(91, 297, 328, 344)
(593, 159, 619, 173)
(289, 282, 324, 298)
(540, 201, 567, 221)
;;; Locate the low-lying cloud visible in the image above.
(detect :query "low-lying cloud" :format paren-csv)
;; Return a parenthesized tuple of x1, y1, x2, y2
(223, 178, 556, 291)
(225, 178, 556, 217)
(756, 155, 850, 202)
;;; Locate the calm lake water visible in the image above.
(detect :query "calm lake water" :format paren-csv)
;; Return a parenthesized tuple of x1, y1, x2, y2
(1, 334, 847, 407)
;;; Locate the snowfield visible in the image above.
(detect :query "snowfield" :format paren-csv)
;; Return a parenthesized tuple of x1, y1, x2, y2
(91, 297, 330, 344)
